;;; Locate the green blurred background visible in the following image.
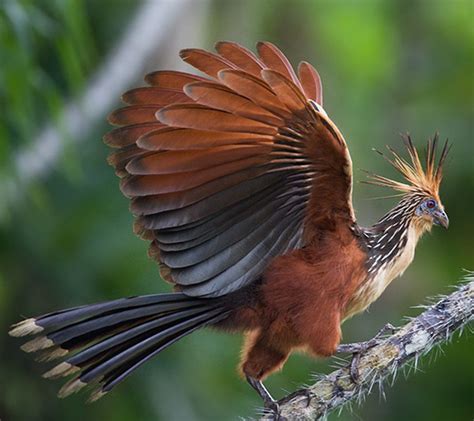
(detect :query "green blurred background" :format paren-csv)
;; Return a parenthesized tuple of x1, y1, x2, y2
(0, 0, 473, 420)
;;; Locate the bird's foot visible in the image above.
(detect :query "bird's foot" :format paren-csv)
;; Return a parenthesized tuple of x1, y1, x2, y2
(299, 388, 313, 408)
(337, 323, 396, 383)
(280, 387, 313, 408)
(263, 399, 281, 420)
(246, 375, 281, 420)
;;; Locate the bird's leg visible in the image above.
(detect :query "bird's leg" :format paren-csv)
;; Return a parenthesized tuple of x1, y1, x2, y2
(246, 375, 280, 418)
(337, 323, 396, 382)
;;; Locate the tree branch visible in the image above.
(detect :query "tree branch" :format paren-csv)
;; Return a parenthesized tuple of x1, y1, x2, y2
(260, 274, 474, 421)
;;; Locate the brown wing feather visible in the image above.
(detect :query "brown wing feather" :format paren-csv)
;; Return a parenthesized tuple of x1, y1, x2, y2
(105, 41, 353, 298)
(217, 69, 292, 118)
(298, 61, 323, 105)
(122, 87, 194, 106)
(126, 144, 272, 175)
(257, 42, 302, 88)
(104, 123, 165, 148)
(144, 70, 208, 89)
(121, 156, 269, 196)
(215, 41, 265, 76)
(179, 48, 237, 79)
(183, 81, 284, 126)
(261, 69, 309, 114)
(107, 145, 151, 177)
(157, 103, 277, 135)
(130, 166, 268, 216)
(137, 127, 271, 151)
(108, 105, 162, 126)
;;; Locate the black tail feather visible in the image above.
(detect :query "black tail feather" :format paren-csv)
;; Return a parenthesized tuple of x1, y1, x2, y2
(45, 300, 204, 347)
(9, 292, 229, 400)
(98, 310, 227, 399)
(10, 293, 200, 335)
(66, 306, 207, 368)
(84, 309, 228, 401)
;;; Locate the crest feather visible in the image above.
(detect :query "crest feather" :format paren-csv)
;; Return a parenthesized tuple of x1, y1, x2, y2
(366, 133, 450, 197)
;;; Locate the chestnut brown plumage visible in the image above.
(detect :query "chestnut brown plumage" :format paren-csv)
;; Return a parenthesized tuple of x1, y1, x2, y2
(9, 41, 450, 410)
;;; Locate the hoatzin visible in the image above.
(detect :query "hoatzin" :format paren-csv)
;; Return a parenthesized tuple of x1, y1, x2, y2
(10, 41, 450, 411)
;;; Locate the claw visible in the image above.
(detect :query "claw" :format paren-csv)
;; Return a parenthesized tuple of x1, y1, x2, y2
(264, 400, 281, 420)
(349, 352, 362, 383)
(337, 323, 397, 382)
(300, 388, 313, 408)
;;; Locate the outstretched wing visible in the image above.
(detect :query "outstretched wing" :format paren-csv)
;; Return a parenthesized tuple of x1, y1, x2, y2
(104, 41, 354, 298)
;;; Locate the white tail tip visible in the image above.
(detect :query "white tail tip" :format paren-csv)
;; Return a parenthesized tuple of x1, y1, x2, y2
(88, 389, 108, 403)
(58, 378, 86, 398)
(9, 318, 43, 337)
(43, 362, 79, 379)
(21, 336, 54, 353)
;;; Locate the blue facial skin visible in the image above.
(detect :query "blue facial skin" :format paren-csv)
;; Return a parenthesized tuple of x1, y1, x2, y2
(416, 198, 449, 228)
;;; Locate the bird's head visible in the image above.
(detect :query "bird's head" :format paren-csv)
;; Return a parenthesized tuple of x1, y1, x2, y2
(367, 133, 451, 233)
(413, 196, 449, 230)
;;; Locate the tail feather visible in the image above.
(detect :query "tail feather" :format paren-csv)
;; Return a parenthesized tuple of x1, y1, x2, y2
(10, 293, 196, 336)
(34, 300, 203, 350)
(65, 306, 206, 368)
(97, 310, 226, 400)
(9, 293, 229, 400)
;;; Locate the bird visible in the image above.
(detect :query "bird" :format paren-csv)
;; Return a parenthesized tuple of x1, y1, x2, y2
(9, 41, 450, 412)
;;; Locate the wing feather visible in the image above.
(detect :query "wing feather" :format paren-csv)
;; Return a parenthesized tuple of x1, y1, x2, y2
(206, 219, 303, 297)
(108, 105, 163, 126)
(120, 156, 269, 197)
(104, 123, 166, 148)
(137, 127, 271, 151)
(256, 42, 301, 87)
(217, 69, 292, 118)
(179, 48, 237, 78)
(130, 167, 276, 217)
(126, 144, 271, 175)
(261, 69, 310, 114)
(104, 41, 354, 298)
(136, 171, 282, 230)
(144, 70, 208, 89)
(157, 104, 277, 135)
(183, 81, 284, 126)
(298, 61, 323, 105)
(108, 145, 152, 177)
(171, 200, 302, 283)
(215, 41, 265, 76)
(154, 176, 282, 243)
(122, 87, 194, 106)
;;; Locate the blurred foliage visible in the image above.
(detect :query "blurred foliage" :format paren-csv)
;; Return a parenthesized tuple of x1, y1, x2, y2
(0, 0, 473, 420)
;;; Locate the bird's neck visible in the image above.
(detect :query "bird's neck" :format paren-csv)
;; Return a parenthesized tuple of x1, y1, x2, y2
(363, 198, 420, 275)
(345, 199, 428, 320)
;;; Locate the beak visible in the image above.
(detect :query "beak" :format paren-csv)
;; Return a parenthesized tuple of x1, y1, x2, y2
(433, 209, 449, 229)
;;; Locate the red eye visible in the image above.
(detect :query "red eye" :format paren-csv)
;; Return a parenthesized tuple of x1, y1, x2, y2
(426, 199, 436, 209)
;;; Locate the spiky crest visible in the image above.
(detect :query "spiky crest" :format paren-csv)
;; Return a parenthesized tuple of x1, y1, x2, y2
(366, 133, 450, 199)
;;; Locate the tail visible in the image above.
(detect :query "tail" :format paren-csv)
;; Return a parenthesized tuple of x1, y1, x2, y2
(9, 292, 229, 401)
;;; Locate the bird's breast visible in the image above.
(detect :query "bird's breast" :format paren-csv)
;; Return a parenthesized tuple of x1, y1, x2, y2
(343, 224, 420, 321)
